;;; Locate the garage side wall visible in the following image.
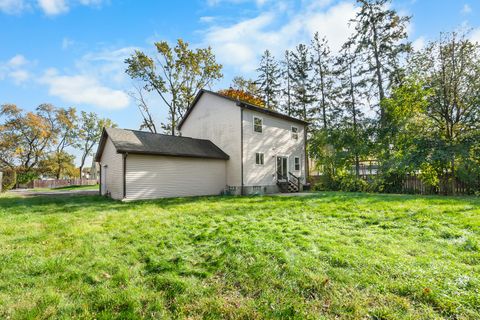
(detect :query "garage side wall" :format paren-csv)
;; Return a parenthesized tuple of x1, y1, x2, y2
(99, 137, 124, 200)
(125, 155, 227, 200)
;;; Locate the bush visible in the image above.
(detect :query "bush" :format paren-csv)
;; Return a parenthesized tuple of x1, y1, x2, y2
(337, 175, 369, 192)
(1, 168, 17, 192)
(311, 174, 340, 191)
(312, 174, 370, 193)
(376, 171, 405, 194)
(16, 171, 39, 185)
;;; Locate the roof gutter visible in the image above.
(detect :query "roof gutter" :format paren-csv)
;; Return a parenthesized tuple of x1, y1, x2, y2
(115, 150, 229, 160)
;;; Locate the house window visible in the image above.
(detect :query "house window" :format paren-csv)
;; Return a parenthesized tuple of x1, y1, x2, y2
(294, 157, 300, 171)
(256, 153, 264, 165)
(253, 116, 263, 133)
(291, 126, 298, 139)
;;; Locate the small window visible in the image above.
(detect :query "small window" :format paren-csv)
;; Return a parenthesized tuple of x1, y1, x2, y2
(253, 116, 263, 133)
(294, 157, 300, 171)
(291, 126, 298, 139)
(255, 153, 264, 165)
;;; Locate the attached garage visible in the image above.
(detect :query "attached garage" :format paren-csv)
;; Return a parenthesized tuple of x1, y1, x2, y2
(95, 128, 229, 200)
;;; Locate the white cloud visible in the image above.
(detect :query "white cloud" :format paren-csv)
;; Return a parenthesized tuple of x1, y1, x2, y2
(76, 46, 138, 84)
(35, 46, 136, 110)
(0, 0, 28, 14)
(203, 13, 275, 72)
(303, 2, 358, 51)
(412, 36, 426, 51)
(78, 0, 102, 5)
(0, 54, 31, 84)
(40, 68, 130, 109)
(206, 0, 268, 7)
(7, 54, 28, 67)
(37, 0, 68, 15)
(461, 4, 472, 14)
(9, 69, 30, 84)
(0, 0, 105, 15)
(202, 1, 357, 73)
(199, 16, 215, 23)
(61, 37, 75, 50)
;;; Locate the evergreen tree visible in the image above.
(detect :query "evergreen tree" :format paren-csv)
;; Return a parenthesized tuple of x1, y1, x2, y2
(311, 33, 335, 129)
(349, 0, 411, 124)
(256, 50, 281, 110)
(289, 44, 316, 122)
(334, 45, 368, 177)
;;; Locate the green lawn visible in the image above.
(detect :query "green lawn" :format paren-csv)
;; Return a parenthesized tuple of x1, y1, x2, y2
(0, 192, 479, 319)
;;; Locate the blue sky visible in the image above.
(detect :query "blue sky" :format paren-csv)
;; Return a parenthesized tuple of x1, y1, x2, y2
(1, 0, 479, 135)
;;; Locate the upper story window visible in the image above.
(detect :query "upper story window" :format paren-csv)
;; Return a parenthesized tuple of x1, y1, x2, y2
(294, 156, 300, 171)
(253, 116, 263, 133)
(291, 126, 299, 139)
(255, 152, 264, 165)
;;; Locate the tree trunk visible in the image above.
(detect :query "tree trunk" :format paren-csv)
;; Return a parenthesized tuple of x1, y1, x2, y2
(171, 102, 176, 136)
(317, 48, 327, 129)
(56, 154, 62, 179)
(450, 158, 456, 195)
(354, 156, 360, 178)
(349, 59, 360, 178)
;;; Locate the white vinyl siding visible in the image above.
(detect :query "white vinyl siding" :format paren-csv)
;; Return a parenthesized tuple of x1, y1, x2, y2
(99, 137, 123, 200)
(180, 92, 241, 186)
(243, 109, 306, 187)
(125, 155, 226, 200)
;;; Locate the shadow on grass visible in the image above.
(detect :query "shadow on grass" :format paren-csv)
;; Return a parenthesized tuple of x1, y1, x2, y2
(0, 195, 122, 215)
(51, 185, 99, 190)
(0, 194, 247, 216)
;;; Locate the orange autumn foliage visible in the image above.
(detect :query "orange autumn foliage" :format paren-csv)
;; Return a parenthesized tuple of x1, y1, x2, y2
(217, 89, 265, 107)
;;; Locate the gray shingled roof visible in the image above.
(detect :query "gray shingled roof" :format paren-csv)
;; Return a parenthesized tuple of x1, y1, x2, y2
(96, 128, 229, 161)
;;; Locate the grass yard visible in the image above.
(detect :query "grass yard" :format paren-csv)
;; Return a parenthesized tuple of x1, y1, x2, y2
(0, 192, 479, 319)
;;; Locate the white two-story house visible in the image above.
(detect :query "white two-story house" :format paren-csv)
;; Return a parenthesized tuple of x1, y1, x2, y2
(95, 89, 308, 200)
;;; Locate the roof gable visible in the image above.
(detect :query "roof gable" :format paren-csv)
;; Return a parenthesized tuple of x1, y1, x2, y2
(177, 89, 309, 130)
(95, 128, 229, 162)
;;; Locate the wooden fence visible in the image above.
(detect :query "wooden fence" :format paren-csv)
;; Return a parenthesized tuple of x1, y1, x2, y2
(20, 179, 98, 189)
(309, 173, 477, 195)
(402, 174, 474, 195)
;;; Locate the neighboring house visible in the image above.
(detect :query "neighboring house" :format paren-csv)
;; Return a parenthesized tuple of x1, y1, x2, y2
(95, 89, 308, 200)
